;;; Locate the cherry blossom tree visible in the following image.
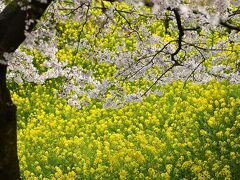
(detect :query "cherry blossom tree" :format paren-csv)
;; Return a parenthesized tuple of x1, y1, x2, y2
(0, 0, 239, 178)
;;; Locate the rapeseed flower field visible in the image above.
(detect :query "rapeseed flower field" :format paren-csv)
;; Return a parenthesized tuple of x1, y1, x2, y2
(10, 80, 240, 179)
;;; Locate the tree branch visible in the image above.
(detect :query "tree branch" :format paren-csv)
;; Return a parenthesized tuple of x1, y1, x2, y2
(0, 0, 53, 54)
(220, 20, 240, 32)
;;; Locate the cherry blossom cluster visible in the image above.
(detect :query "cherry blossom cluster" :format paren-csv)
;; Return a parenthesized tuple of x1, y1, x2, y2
(2, 0, 239, 108)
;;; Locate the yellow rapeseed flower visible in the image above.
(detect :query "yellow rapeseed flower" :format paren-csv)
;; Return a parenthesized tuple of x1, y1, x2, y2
(207, 117, 216, 127)
(119, 170, 128, 180)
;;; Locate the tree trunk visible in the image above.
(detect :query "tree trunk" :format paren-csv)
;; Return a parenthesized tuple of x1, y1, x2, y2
(0, 64, 19, 179)
(0, 0, 53, 178)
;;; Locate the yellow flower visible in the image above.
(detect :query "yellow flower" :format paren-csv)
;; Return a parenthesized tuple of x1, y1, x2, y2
(23, 170, 31, 178)
(119, 170, 128, 180)
(166, 164, 172, 173)
(54, 166, 63, 178)
(216, 131, 223, 138)
(208, 104, 213, 110)
(191, 164, 202, 174)
(198, 170, 211, 179)
(35, 165, 42, 173)
(200, 129, 208, 136)
(75, 167, 81, 173)
(207, 117, 216, 127)
(218, 165, 232, 179)
(230, 152, 236, 160)
(215, 100, 219, 106)
(161, 172, 171, 180)
(212, 162, 220, 172)
(67, 171, 76, 179)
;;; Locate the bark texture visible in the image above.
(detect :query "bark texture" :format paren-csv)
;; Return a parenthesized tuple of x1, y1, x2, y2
(0, 0, 53, 179)
(0, 64, 19, 179)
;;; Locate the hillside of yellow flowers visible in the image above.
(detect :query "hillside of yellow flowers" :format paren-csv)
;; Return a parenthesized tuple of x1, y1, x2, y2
(10, 80, 239, 179)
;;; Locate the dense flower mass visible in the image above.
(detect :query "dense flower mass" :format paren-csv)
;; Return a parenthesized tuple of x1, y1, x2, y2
(11, 80, 239, 179)
(1, 0, 239, 179)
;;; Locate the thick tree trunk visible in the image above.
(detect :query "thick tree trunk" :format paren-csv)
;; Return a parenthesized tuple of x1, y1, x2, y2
(0, 0, 53, 178)
(0, 64, 19, 179)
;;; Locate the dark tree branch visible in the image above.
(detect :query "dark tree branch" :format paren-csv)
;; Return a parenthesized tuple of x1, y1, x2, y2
(116, 40, 175, 80)
(142, 64, 175, 96)
(220, 20, 240, 32)
(114, 8, 143, 40)
(170, 8, 184, 65)
(0, 0, 54, 54)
